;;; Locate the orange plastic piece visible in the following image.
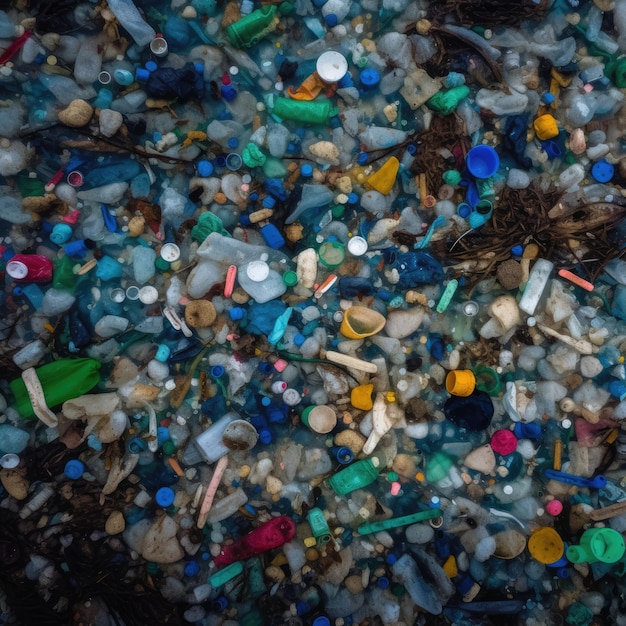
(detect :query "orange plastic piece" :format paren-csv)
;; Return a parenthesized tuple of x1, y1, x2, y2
(557, 269, 594, 292)
(287, 72, 328, 101)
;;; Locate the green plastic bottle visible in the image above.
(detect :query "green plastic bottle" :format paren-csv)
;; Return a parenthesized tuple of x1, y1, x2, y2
(271, 97, 339, 125)
(226, 6, 278, 48)
(328, 452, 386, 496)
(53, 255, 78, 292)
(10, 358, 101, 420)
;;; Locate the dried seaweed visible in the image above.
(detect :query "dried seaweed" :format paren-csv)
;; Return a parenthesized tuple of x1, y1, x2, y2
(428, 0, 549, 27)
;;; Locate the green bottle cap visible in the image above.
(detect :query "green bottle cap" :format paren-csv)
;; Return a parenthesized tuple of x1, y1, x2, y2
(282, 270, 298, 286)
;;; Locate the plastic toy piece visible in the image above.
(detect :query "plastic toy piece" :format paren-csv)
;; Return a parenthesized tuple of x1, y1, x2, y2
(544, 469, 607, 489)
(357, 508, 442, 535)
(566, 528, 625, 564)
(213, 516, 296, 567)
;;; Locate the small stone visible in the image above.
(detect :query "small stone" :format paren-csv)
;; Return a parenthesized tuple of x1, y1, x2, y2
(492, 530, 526, 559)
(308, 141, 340, 166)
(58, 99, 94, 128)
(496, 260, 523, 290)
(98, 109, 123, 138)
(335, 175, 352, 194)
(333, 429, 366, 455)
(345, 574, 365, 594)
(0, 467, 29, 500)
(265, 565, 285, 582)
(392, 453, 418, 479)
(384, 307, 424, 339)
(464, 445, 496, 474)
(128, 215, 145, 237)
(579, 356, 603, 378)
(265, 475, 283, 495)
(105, 510, 126, 535)
(141, 515, 184, 564)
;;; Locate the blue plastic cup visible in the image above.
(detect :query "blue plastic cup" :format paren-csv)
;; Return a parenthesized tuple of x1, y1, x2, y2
(466, 145, 500, 179)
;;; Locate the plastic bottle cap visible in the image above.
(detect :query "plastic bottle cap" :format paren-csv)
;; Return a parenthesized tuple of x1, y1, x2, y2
(347, 236, 368, 256)
(463, 301, 479, 316)
(445, 370, 476, 397)
(528, 527, 565, 564)
(197, 160, 214, 177)
(139, 286, 159, 304)
(67, 171, 84, 187)
(316, 51, 348, 83)
(282, 270, 298, 286)
(155, 486, 175, 508)
(300, 164, 313, 177)
(466, 145, 499, 179)
(490, 429, 518, 455)
(546, 500, 563, 516)
(135, 67, 151, 82)
(591, 159, 614, 183)
(6, 260, 28, 279)
(64, 459, 85, 480)
(282, 388, 301, 406)
(0, 453, 20, 469)
(150, 37, 169, 57)
(360, 68, 380, 87)
(98, 70, 112, 84)
(160, 243, 181, 262)
(126, 285, 140, 300)
(246, 260, 270, 282)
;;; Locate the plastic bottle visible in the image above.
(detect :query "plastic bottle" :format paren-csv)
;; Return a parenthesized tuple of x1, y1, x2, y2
(106, 0, 157, 47)
(270, 97, 338, 125)
(328, 452, 386, 496)
(226, 6, 278, 48)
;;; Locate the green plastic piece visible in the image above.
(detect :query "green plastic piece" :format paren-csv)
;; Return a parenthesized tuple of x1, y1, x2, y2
(16, 172, 45, 197)
(155, 256, 170, 272)
(53, 255, 78, 292)
(262, 156, 288, 178)
(566, 602, 594, 626)
(282, 270, 298, 287)
(190, 211, 231, 242)
(476, 178, 495, 200)
(566, 527, 626, 564)
(271, 97, 339, 125)
(442, 170, 462, 186)
(306, 507, 331, 544)
(614, 58, 626, 88)
(425, 452, 454, 482)
(331, 204, 345, 218)
(358, 508, 442, 535)
(474, 365, 502, 396)
(328, 452, 386, 496)
(10, 358, 101, 420)
(242, 142, 267, 168)
(436, 279, 458, 313)
(426, 85, 470, 116)
(226, 6, 278, 48)
(208, 560, 244, 587)
(278, 1, 294, 15)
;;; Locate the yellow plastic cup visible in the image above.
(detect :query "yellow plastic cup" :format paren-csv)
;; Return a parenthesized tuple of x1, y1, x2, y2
(445, 370, 476, 397)
(528, 527, 564, 564)
(340, 306, 386, 339)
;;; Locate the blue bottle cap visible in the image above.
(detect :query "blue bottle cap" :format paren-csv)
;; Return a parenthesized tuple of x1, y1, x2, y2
(128, 437, 148, 453)
(360, 68, 380, 87)
(260, 223, 286, 249)
(227, 137, 239, 149)
(466, 145, 500, 179)
(591, 159, 614, 183)
(542, 92, 555, 105)
(184, 561, 200, 576)
(511, 244, 523, 257)
(300, 163, 313, 177)
(135, 67, 151, 82)
(64, 459, 85, 480)
(145, 60, 158, 72)
(229, 307, 246, 320)
(347, 192, 359, 204)
(261, 396, 272, 407)
(377, 576, 390, 589)
(195, 62, 204, 74)
(211, 365, 226, 378)
(197, 160, 214, 177)
(324, 13, 338, 26)
(294, 332, 306, 346)
(259, 428, 273, 444)
(263, 195, 276, 208)
(541, 140, 562, 160)
(155, 344, 171, 362)
(216, 155, 227, 168)
(226, 153, 242, 171)
(457, 202, 472, 219)
(357, 152, 368, 165)
(155, 486, 175, 508)
(157, 426, 170, 444)
(50, 223, 73, 245)
(385, 553, 397, 565)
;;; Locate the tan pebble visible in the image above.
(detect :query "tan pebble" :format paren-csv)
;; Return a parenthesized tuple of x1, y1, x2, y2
(496, 259, 523, 290)
(105, 510, 126, 535)
(239, 465, 250, 478)
(0, 468, 29, 500)
(493, 530, 526, 559)
(309, 141, 340, 165)
(181, 5, 198, 18)
(335, 176, 352, 194)
(415, 19, 431, 35)
(405, 291, 429, 306)
(265, 565, 285, 582)
(333, 429, 366, 455)
(128, 215, 145, 237)
(58, 99, 94, 128)
(345, 574, 364, 594)
(464, 445, 497, 474)
(265, 475, 283, 495)
(305, 547, 319, 561)
(392, 453, 418, 479)
(231, 288, 249, 304)
(185, 300, 217, 328)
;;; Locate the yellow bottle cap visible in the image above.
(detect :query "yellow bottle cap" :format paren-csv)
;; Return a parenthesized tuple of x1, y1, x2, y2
(528, 527, 564, 564)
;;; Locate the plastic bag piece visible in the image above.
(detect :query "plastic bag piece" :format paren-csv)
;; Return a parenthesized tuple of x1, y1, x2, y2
(444, 390, 494, 432)
(502, 114, 533, 169)
(145, 62, 205, 102)
(383, 250, 444, 288)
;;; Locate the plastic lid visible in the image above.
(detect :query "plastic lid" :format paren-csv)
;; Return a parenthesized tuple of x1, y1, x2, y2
(6, 260, 28, 279)
(160, 243, 181, 262)
(0, 453, 20, 469)
(197, 160, 214, 177)
(300, 163, 313, 177)
(282, 388, 301, 406)
(316, 51, 348, 83)
(64, 459, 85, 480)
(246, 260, 270, 282)
(139, 286, 159, 304)
(150, 36, 168, 56)
(360, 68, 380, 87)
(282, 270, 298, 286)
(155, 486, 175, 508)
(466, 145, 500, 179)
(528, 527, 564, 564)
(591, 159, 614, 183)
(347, 236, 368, 256)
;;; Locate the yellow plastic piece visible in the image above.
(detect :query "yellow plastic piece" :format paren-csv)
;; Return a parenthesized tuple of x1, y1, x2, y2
(385, 391, 396, 403)
(366, 156, 400, 195)
(443, 555, 458, 578)
(287, 72, 327, 101)
(340, 306, 386, 339)
(533, 114, 559, 141)
(351, 384, 374, 411)
(303, 536, 318, 548)
(528, 527, 564, 564)
(445, 370, 476, 397)
(551, 68, 573, 87)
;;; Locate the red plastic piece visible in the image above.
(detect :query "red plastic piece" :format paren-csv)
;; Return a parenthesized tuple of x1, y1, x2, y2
(490, 429, 518, 456)
(6, 254, 54, 283)
(213, 515, 296, 568)
(0, 30, 32, 65)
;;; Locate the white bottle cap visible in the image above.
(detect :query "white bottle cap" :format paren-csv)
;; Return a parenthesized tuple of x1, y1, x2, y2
(160, 243, 180, 262)
(282, 388, 301, 406)
(347, 236, 368, 256)
(150, 37, 169, 57)
(246, 260, 270, 282)
(0, 453, 20, 469)
(126, 285, 140, 300)
(316, 51, 348, 83)
(139, 286, 159, 304)
(6, 260, 28, 279)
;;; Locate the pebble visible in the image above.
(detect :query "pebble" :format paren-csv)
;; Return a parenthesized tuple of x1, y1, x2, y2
(57, 99, 94, 127)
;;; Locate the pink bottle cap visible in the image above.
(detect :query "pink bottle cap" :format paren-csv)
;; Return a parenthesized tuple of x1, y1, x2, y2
(490, 429, 518, 455)
(546, 500, 564, 516)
